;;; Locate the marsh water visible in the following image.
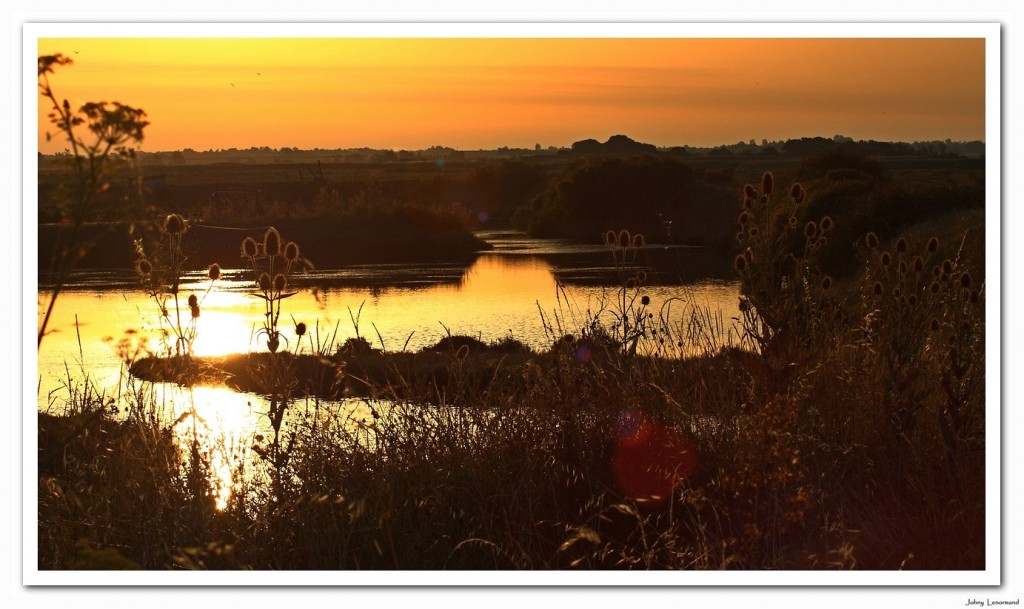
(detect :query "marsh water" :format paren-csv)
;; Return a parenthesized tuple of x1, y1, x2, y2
(36, 231, 741, 507)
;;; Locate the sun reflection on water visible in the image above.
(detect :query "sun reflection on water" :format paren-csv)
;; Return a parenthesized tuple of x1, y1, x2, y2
(165, 385, 260, 511)
(38, 250, 742, 510)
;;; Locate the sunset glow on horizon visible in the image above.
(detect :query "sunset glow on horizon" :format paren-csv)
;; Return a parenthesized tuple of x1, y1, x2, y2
(36, 37, 985, 153)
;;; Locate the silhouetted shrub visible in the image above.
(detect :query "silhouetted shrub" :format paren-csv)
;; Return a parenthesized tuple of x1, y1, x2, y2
(798, 148, 887, 181)
(514, 156, 737, 244)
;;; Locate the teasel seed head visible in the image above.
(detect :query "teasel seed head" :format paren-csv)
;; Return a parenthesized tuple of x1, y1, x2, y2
(873, 281, 883, 296)
(295, 322, 307, 337)
(761, 171, 774, 196)
(163, 213, 186, 235)
(881, 252, 892, 267)
(736, 231, 746, 243)
(738, 211, 750, 226)
(969, 290, 980, 304)
(749, 227, 760, 238)
(734, 254, 748, 273)
(618, 229, 631, 249)
(930, 318, 941, 332)
(927, 236, 939, 254)
(604, 230, 617, 246)
(790, 182, 804, 204)
(898, 261, 908, 275)
(263, 227, 282, 258)
(743, 184, 757, 200)
(821, 276, 832, 290)
(641, 295, 651, 306)
(258, 272, 272, 292)
(759, 194, 769, 206)
(273, 273, 287, 293)
(960, 272, 972, 289)
(819, 216, 833, 232)
(896, 238, 908, 254)
(912, 256, 924, 274)
(865, 232, 879, 249)
(930, 281, 941, 294)
(135, 257, 152, 276)
(284, 241, 301, 263)
(241, 236, 258, 258)
(789, 215, 798, 228)
(804, 222, 818, 240)
(942, 259, 954, 275)
(743, 248, 754, 263)
(632, 233, 646, 248)
(908, 294, 918, 307)
(208, 263, 222, 281)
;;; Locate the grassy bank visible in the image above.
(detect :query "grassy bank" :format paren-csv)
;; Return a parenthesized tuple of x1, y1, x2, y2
(39, 210, 489, 274)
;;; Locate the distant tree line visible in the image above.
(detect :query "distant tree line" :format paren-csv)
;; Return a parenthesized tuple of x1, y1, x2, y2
(37, 132, 985, 170)
(508, 145, 985, 280)
(39, 134, 986, 277)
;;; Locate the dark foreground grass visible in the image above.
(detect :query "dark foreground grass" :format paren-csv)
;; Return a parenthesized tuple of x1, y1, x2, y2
(39, 321, 984, 570)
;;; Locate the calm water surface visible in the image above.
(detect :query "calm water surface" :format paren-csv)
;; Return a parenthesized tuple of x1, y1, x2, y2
(35, 232, 741, 508)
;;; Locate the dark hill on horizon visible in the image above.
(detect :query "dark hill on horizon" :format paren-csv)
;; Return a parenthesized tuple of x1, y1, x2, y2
(569, 134, 659, 156)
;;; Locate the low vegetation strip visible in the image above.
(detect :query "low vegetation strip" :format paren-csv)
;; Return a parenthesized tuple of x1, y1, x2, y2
(127, 335, 752, 402)
(39, 212, 489, 272)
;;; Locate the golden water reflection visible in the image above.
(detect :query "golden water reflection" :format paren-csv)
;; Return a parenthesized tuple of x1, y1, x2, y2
(38, 253, 742, 509)
(155, 385, 378, 511)
(39, 255, 743, 363)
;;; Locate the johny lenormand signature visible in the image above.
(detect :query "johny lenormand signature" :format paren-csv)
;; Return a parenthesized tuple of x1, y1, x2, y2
(966, 600, 1020, 606)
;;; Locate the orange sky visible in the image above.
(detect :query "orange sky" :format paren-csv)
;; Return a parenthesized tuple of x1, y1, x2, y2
(36, 37, 986, 153)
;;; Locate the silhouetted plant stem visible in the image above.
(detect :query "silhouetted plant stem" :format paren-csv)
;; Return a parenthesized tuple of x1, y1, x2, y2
(37, 53, 148, 347)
